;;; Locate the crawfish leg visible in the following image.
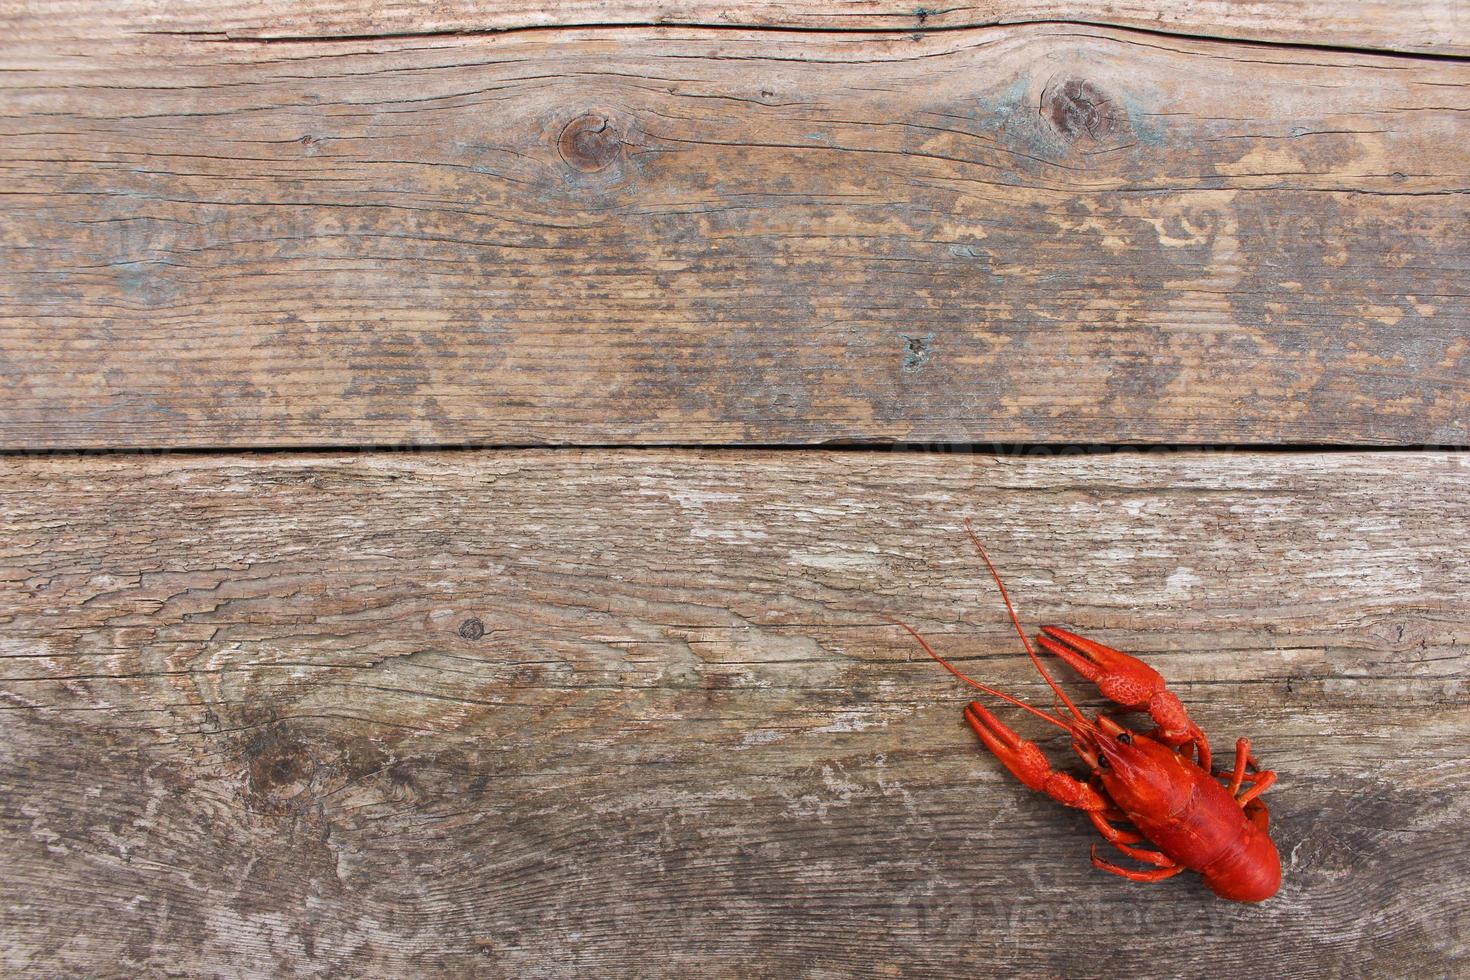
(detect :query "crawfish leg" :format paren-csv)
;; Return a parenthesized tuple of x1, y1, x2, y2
(1100, 838, 1176, 869)
(1088, 814, 1177, 869)
(1242, 797, 1271, 833)
(1238, 771, 1277, 808)
(1240, 769, 1275, 834)
(1087, 810, 1145, 845)
(1090, 847, 1186, 883)
(1225, 737, 1263, 795)
(1036, 626, 1211, 770)
(1221, 737, 1276, 832)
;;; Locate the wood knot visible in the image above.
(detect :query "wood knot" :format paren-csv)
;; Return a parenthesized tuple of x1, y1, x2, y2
(559, 113, 622, 172)
(244, 726, 315, 811)
(1043, 78, 1125, 144)
(458, 617, 486, 640)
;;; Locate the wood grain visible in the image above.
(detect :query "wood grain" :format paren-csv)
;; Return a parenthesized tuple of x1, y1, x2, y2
(2, 22, 1467, 449)
(2, 449, 1466, 976)
(5, 0, 1468, 56)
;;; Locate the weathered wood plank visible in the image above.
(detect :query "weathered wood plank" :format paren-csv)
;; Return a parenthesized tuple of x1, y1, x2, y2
(2, 449, 1466, 976)
(5, 0, 1468, 57)
(2, 24, 1466, 449)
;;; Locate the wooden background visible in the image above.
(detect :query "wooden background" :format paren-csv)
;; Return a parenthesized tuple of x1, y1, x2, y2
(2, 2, 1467, 977)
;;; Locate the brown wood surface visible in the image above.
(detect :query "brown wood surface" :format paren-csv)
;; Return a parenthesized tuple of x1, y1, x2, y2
(2, 449, 1466, 976)
(6, 0, 1468, 56)
(2, 19, 1467, 449)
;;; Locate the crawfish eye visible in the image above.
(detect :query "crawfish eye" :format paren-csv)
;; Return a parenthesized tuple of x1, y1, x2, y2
(1117, 732, 1133, 744)
(1096, 755, 1110, 770)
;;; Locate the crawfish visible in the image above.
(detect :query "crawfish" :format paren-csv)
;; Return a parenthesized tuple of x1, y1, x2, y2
(895, 521, 1280, 902)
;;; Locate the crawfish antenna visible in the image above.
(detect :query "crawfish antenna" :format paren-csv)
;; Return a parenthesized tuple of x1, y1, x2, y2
(890, 618, 1071, 732)
(962, 519, 1087, 724)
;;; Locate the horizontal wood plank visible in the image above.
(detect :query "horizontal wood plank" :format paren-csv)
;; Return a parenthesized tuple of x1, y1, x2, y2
(5, 0, 1468, 56)
(2, 449, 1466, 975)
(1, 24, 1466, 449)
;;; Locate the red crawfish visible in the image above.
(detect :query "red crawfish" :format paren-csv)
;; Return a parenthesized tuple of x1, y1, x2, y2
(895, 521, 1280, 902)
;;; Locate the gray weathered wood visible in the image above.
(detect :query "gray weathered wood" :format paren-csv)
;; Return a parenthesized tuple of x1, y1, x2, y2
(2, 20, 1467, 449)
(2, 449, 1466, 976)
(6, 0, 1467, 56)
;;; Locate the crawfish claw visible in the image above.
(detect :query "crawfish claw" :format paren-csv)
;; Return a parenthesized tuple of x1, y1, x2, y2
(963, 701, 1106, 812)
(1037, 626, 1165, 707)
(1036, 626, 1210, 770)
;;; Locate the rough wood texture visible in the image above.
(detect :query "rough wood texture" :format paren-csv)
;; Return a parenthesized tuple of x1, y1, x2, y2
(3, 21, 1467, 449)
(3, 449, 1466, 976)
(6, 0, 1468, 56)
